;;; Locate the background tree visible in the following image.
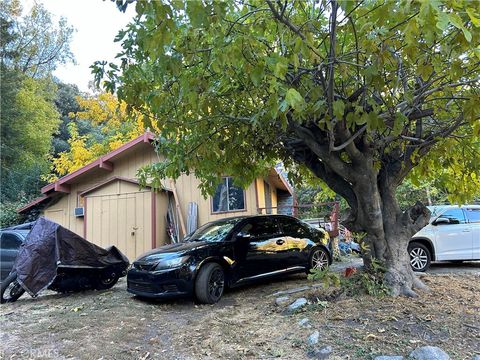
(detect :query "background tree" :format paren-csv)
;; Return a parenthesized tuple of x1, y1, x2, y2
(96, 0, 480, 296)
(46, 91, 149, 180)
(0, 0, 74, 226)
(1, 0, 74, 77)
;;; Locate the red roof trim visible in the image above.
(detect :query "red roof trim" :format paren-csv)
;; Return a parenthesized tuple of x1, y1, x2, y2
(41, 132, 155, 194)
(17, 195, 50, 214)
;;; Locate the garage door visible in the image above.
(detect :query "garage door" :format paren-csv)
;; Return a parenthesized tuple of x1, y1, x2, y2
(85, 192, 152, 261)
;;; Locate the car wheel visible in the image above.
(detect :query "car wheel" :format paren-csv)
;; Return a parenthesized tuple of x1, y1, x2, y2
(195, 263, 225, 304)
(308, 248, 330, 272)
(95, 272, 119, 290)
(408, 242, 431, 272)
(1, 272, 25, 304)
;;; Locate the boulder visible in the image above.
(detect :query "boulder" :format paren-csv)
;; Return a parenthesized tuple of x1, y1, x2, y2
(275, 296, 290, 306)
(409, 346, 450, 360)
(309, 345, 333, 359)
(298, 318, 311, 328)
(286, 297, 308, 313)
(307, 330, 320, 345)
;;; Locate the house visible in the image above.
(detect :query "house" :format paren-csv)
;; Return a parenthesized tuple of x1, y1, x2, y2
(18, 132, 295, 260)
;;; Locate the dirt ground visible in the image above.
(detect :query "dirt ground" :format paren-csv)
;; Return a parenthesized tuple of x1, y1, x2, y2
(1, 262, 479, 360)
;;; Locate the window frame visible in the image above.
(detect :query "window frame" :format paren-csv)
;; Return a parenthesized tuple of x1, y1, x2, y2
(210, 176, 247, 214)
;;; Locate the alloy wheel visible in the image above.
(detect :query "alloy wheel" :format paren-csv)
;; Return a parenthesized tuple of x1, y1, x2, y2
(410, 247, 428, 271)
(312, 249, 329, 270)
(208, 268, 224, 300)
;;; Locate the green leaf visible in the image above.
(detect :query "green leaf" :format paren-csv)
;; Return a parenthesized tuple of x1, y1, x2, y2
(466, 8, 480, 27)
(285, 88, 304, 111)
(274, 59, 288, 80)
(436, 11, 450, 31)
(393, 113, 407, 136)
(462, 28, 472, 42)
(332, 100, 345, 119)
(250, 65, 264, 86)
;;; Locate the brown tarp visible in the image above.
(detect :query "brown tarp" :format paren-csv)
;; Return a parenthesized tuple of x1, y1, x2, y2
(13, 217, 129, 296)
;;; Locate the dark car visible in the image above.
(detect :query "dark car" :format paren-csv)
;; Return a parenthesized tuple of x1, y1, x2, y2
(1, 225, 32, 280)
(127, 215, 332, 304)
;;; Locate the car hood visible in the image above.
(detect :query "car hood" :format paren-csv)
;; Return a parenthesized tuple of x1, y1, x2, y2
(134, 241, 210, 263)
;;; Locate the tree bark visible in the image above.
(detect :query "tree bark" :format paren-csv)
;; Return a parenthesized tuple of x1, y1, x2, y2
(351, 170, 431, 297)
(293, 141, 432, 296)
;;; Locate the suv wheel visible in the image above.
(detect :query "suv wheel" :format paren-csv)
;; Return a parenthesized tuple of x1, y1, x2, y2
(195, 263, 225, 304)
(408, 242, 431, 272)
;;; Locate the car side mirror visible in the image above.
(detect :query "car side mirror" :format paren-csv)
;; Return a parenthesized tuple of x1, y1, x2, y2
(433, 217, 450, 225)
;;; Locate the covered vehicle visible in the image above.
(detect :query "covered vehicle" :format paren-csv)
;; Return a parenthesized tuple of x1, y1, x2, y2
(1, 218, 129, 303)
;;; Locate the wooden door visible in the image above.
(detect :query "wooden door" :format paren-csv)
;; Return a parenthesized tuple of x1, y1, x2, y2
(86, 192, 152, 261)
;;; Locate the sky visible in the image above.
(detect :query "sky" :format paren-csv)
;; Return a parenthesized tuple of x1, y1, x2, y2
(22, 0, 136, 93)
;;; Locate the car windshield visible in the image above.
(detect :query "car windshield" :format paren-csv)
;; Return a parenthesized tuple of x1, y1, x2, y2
(184, 219, 240, 243)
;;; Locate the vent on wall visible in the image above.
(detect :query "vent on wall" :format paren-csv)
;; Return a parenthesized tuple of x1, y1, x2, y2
(74, 207, 85, 217)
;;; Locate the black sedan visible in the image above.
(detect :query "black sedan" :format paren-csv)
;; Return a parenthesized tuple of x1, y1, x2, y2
(127, 215, 332, 304)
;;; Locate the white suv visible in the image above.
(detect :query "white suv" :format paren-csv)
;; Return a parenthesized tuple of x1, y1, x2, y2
(408, 205, 480, 272)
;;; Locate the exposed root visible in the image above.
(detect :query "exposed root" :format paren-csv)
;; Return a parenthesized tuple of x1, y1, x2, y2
(412, 275, 431, 292)
(384, 266, 429, 297)
(400, 286, 418, 298)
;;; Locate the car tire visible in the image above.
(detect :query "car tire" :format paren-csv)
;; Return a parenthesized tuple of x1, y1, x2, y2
(195, 263, 225, 304)
(95, 272, 119, 290)
(408, 242, 431, 272)
(1, 272, 25, 304)
(307, 247, 330, 273)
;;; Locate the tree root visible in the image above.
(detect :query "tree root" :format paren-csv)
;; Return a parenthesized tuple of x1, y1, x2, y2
(384, 266, 430, 297)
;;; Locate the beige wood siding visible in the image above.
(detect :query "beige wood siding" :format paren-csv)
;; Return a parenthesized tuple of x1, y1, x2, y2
(40, 142, 288, 250)
(155, 192, 169, 248)
(173, 174, 258, 229)
(255, 178, 278, 214)
(43, 196, 68, 225)
(85, 190, 152, 261)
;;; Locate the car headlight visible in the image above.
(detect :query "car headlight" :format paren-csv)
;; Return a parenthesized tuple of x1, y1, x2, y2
(155, 256, 190, 270)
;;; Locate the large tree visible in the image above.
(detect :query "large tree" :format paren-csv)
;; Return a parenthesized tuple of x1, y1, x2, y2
(96, 0, 480, 296)
(1, 0, 74, 78)
(0, 0, 74, 226)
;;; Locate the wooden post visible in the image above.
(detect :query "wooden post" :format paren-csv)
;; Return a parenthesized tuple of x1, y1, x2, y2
(170, 180, 187, 238)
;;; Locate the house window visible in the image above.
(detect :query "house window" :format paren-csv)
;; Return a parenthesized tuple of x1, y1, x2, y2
(212, 177, 245, 213)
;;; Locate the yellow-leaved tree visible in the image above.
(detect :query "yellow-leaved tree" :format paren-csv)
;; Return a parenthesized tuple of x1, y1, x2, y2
(46, 92, 154, 181)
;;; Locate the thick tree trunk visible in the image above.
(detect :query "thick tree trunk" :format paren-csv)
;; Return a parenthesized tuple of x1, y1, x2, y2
(343, 167, 431, 297)
(290, 123, 432, 296)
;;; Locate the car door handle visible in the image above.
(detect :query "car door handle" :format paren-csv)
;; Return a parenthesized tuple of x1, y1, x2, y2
(276, 239, 285, 245)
